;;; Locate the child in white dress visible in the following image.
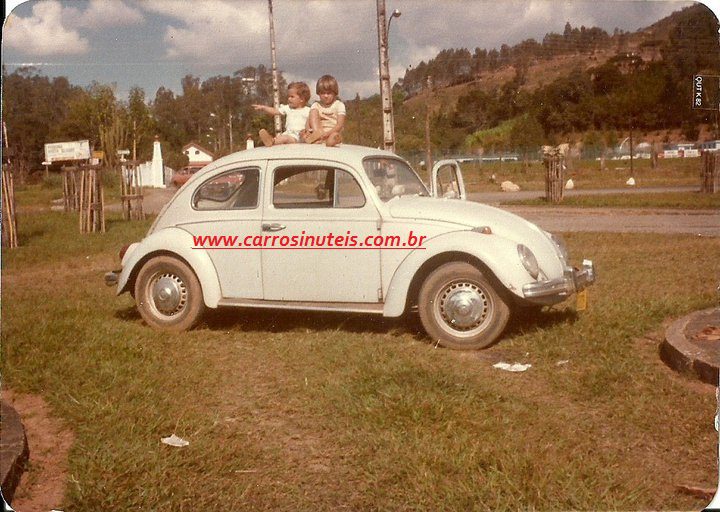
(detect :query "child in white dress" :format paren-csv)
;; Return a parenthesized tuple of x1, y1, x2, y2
(252, 82, 311, 146)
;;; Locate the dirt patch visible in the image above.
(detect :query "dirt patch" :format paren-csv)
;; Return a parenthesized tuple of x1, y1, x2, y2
(2, 389, 74, 512)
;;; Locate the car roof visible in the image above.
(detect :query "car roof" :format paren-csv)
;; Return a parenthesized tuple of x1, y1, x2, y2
(209, 144, 402, 169)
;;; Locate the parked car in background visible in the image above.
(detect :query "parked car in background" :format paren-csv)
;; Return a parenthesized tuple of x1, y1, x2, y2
(170, 165, 204, 187)
(106, 144, 595, 350)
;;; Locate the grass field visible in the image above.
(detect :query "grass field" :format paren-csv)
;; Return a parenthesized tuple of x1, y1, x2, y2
(2, 186, 718, 510)
(453, 157, 706, 193)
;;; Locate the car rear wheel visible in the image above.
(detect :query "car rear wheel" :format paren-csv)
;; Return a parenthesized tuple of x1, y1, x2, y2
(418, 262, 510, 350)
(134, 256, 205, 331)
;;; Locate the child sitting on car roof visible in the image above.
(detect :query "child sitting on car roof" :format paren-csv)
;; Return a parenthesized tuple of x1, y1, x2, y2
(252, 82, 311, 146)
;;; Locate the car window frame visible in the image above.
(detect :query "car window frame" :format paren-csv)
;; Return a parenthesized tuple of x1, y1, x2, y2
(271, 165, 366, 210)
(191, 166, 261, 211)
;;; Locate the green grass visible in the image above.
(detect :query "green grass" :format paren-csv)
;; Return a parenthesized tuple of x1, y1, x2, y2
(458, 158, 704, 193)
(13, 170, 125, 213)
(502, 191, 720, 209)
(2, 197, 718, 510)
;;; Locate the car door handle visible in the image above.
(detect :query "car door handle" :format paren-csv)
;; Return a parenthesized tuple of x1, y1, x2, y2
(262, 223, 286, 232)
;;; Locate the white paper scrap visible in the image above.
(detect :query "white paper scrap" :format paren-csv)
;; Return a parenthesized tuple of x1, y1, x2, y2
(161, 434, 190, 447)
(493, 362, 532, 372)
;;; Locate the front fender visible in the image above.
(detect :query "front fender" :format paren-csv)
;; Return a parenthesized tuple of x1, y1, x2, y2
(117, 227, 222, 308)
(383, 230, 529, 317)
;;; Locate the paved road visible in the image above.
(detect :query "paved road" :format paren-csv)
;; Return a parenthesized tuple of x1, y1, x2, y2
(137, 186, 719, 237)
(467, 185, 698, 204)
(500, 206, 719, 236)
(468, 186, 719, 237)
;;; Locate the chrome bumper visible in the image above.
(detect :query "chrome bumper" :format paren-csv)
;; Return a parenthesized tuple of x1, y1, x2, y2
(522, 260, 596, 299)
(104, 271, 119, 287)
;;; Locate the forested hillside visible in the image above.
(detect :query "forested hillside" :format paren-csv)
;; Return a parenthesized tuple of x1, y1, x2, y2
(345, 3, 720, 154)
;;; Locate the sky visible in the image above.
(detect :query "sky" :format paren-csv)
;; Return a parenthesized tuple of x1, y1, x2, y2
(2, 0, 714, 103)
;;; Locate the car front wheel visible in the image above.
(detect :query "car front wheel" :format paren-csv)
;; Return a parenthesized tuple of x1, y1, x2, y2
(134, 256, 205, 331)
(418, 262, 510, 350)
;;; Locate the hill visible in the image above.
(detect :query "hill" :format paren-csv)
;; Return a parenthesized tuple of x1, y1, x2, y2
(344, 3, 720, 154)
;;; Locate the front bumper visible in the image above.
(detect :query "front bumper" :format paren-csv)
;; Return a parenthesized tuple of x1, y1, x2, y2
(522, 259, 596, 299)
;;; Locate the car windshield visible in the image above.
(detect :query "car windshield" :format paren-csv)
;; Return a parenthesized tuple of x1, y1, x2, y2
(363, 158, 429, 201)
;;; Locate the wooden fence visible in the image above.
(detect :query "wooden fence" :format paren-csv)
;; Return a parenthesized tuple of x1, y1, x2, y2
(701, 151, 719, 193)
(79, 165, 105, 233)
(543, 153, 564, 204)
(2, 166, 18, 248)
(120, 161, 145, 220)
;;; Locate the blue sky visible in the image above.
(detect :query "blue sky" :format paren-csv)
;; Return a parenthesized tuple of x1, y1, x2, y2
(2, 0, 711, 103)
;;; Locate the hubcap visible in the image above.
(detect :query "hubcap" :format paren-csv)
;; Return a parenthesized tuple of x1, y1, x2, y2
(437, 281, 490, 334)
(150, 273, 187, 316)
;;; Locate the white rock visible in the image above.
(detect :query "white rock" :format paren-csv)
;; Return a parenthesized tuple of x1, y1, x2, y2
(493, 362, 532, 372)
(564, 178, 575, 190)
(500, 180, 520, 192)
(161, 434, 189, 447)
(626, 177, 636, 186)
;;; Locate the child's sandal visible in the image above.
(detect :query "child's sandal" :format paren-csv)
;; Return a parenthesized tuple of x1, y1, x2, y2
(325, 133, 342, 147)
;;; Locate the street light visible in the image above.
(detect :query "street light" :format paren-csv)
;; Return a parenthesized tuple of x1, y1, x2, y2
(387, 8, 401, 33)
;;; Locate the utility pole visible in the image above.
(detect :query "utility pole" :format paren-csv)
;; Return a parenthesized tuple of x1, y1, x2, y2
(268, 0, 282, 133)
(376, 0, 396, 152)
(425, 76, 433, 177)
(228, 113, 234, 152)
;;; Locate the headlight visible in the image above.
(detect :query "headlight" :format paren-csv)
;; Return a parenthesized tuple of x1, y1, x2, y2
(517, 244, 540, 279)
(550, 233, 569, 263)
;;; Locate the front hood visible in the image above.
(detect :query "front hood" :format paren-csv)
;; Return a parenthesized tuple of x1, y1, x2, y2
(388, 196, 547, 242)
(388, 196, 565, 278)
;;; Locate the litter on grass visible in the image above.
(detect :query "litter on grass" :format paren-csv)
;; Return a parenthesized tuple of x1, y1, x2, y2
(161, 434, 190, 447)
(493, 362, 532, 372)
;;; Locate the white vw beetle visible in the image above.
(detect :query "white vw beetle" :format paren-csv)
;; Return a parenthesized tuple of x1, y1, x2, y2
(106, 144, 595, 350)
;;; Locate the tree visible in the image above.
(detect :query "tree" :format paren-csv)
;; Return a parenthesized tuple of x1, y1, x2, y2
(509, 114, 545, 168)
(2, 66, 83, 168)
(127, 87, 155, 161)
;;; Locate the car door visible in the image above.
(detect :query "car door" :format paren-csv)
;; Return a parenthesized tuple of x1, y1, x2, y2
(261, 161, 382, 303)
(178, 165, 264, 299)
(431, 159, 466, 199)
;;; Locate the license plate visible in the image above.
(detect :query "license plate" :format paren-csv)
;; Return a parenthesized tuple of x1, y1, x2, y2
(576, 289, 588, 311)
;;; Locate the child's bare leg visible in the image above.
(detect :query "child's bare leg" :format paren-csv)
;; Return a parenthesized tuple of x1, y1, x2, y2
(274, 134, 297, 145)
(259, 129, 274, 147)
(305, 110, 324, 143)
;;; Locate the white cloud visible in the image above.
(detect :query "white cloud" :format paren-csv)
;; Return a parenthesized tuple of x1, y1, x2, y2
(4, 0, 145, 56)
(72, 0, 144, 28)
(4, 0, 90, 55)
(141, 0, 268, 61)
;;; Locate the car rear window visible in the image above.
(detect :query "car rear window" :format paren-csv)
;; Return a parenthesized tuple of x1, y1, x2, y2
(192, 168, 260, 210)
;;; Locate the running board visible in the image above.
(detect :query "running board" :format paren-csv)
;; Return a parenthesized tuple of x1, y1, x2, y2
(216, 298, 384, 315)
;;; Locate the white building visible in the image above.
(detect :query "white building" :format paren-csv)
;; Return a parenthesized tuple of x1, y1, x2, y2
(183, 142, 215, 167)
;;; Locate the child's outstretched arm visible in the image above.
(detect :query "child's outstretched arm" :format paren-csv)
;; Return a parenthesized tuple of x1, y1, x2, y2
(252, 104, 281, 116)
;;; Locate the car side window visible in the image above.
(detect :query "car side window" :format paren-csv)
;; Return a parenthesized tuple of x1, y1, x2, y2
(436, 164, 461, 198)
(273, 167, 365, 209)
(192, 168, 260, 210)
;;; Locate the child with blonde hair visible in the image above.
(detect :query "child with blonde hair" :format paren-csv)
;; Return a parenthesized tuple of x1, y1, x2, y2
(252, 82, 311, 146)
(305, 75, 346, 147)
